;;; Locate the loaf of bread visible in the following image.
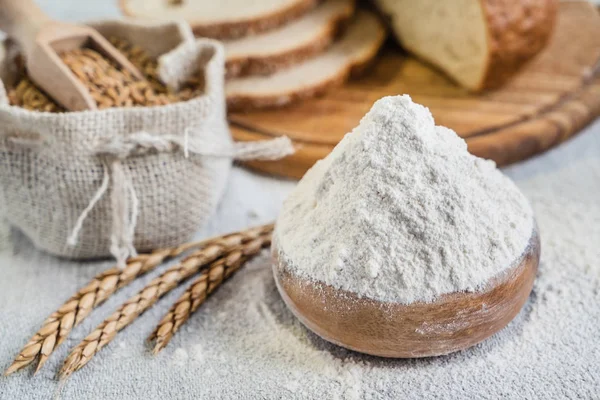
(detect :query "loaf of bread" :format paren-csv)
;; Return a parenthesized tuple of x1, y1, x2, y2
(120, 0, 321, 39)
(374, 0, 557, 91)
(224, 0, 355, 78)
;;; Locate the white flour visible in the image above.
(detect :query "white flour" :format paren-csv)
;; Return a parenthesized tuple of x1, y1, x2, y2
(275, 95, 533, 303)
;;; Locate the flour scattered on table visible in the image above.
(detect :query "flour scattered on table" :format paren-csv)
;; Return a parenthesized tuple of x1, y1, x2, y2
(171, 347, 189, 367)
(275, 95, 533, 303)
(191, 344, 205, 363)
(0, 220, 9, 250)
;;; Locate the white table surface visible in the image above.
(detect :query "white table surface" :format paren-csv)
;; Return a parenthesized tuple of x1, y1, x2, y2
(1, 1, 599, 399)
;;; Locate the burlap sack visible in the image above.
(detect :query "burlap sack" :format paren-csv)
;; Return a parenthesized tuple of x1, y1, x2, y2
(0, 20, 293, 265)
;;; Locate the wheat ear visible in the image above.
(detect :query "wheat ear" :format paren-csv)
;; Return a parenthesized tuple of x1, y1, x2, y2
(4, 226, 270, 376)
(148, 233, 271, 354)
(5, 249, 176, 376)
(59, 224, 273, 379)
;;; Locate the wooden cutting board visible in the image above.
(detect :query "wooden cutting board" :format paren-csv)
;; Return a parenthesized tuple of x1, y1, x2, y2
(230, 1, 600, 179)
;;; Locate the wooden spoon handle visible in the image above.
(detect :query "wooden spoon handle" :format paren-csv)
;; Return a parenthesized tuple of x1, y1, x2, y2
(0, 0, 51, 56)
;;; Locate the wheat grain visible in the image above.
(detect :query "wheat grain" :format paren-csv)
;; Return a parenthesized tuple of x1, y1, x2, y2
(7, 37, 204, 112)
(59, 224, 273, 379)
(4, 250, 171, 376)
(148, 234, 270, 353)
(4, 226, 271, 376)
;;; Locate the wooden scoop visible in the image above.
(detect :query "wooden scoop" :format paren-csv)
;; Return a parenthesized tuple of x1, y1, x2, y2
(0, 0, 143, 111)
(272, 225, 540, 358)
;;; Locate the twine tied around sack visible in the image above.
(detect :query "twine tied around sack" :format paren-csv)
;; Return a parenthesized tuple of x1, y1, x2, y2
(43, 128, 294, 268)
(0, 115, 293, 264)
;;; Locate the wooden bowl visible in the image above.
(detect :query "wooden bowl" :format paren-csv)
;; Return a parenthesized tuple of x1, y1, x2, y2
(272, 226, 540, 358)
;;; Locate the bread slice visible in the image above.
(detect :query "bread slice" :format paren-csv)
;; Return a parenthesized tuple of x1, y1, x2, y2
(374, 0, 557, 91)
(120, 0, 321, 39)
(225, 0, 355, 78)
(226, 10, 386, 111)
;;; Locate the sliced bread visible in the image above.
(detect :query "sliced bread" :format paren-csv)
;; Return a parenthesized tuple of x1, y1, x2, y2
(374, 0, 557, 91)
(226, 10, 386, 111)
(225, 0, 355, 78)
(120, 0, 321, 39)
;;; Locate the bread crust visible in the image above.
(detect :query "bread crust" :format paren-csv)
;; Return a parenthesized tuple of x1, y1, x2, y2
(476, 0, 558, 90)
(119, 0, 322, 40)
(226, 22, 385, 111)
(225, 2, 354, 78)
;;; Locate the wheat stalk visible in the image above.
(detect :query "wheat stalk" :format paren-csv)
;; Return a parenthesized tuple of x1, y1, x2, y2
(148, 233, 271, 354)
(4, 225, 271, 376)
(59, 224, 273, 379)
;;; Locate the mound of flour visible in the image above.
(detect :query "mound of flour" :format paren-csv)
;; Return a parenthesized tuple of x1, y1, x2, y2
(275, 95, 533, 304)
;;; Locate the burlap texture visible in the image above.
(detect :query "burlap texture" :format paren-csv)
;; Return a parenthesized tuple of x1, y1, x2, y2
(0, 20, 292, 262)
